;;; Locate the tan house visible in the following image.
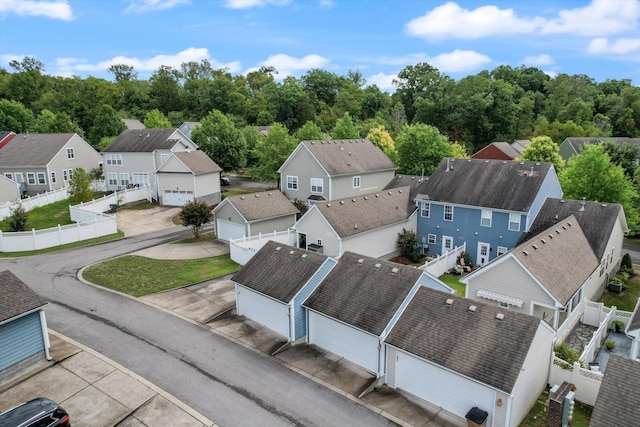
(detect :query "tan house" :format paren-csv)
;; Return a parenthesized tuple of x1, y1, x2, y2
(277, 139, 396, 204)
(0, 174, 20, 203)
(156, 151, 222, 206)
(0, 133, 102, 196)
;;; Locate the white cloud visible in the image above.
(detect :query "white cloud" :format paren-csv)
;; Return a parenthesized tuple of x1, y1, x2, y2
(587, 37, 640, 55)
(365, 73, 397, 91)
(318, 0, 334, 9)
(541, 0, 640, 37)
(52, 47, 241, 77)
(223, 0, 291, 9)
(0, 0, 74, 21)
(254, 53, 329, 77)
(405, 2, 540, 40)
(124, 0, 190, 14)
(428, 50, 491, 73)
(522, 54, 554, 66)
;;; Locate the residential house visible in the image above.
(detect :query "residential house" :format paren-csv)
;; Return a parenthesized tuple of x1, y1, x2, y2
(0, 270, 51, 383)
(461, 215, 600, 336)
(471, 142, 521, 161)
(414, 158, 562, 265)
(626, 298, 640, 360)
(0, 133, 102, 196)
(121, 119, 145, 130)
(518, 198, 628, 299)
(156, 150, 222, 206)
(0, 131, 16, 148)
(590, 355, 640, 427)
(178, 122, 201, 139)
(232, 241, 337, 342)
(384, 287, 555, 427)
(558, 136, 640, 163)
(511, 139, 531, 155)
(101, 128, 197, 197)
(0, 174, 20, 203)
(278, 139, 396, 204)
(293, 186, 416, 258)
(303, 252, 452, 376)
(212, 190, 299, 241)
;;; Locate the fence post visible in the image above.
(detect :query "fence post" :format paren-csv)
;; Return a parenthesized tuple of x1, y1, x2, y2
(58, 224, 62, 245)
(32, 228, 37, 250)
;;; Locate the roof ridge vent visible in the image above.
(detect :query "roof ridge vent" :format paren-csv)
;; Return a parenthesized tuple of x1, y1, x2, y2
(555, 229, 560, 234)
(289, 250, 295, 255)
(468, 305, 477, 313)
(445, 298, 454, 307)
(548, 234, 553, 239)
(301, 254, 307, 259)
(532, 244, 538, 250)
(541, 238, 546, 244)
(340, 200, 344, 204)
(357, 258, 364, 265)
(496, 313, 505, 321)
(255, 194, 259, 198)
(374, 263, 381, 269)
(275, 246, 281, 251)
(391, 267, 399, 275)
(240, 196, 245, 200)
(352, 198, 356, 202)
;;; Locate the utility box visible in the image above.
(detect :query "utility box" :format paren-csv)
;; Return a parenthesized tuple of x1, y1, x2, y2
(465, 407, 488, 427)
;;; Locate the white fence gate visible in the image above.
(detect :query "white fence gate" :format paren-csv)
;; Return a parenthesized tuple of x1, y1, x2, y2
(420, 243, 466, 277)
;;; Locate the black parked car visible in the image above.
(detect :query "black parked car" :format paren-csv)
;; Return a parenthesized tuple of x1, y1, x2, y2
(0, 398, 70, 426)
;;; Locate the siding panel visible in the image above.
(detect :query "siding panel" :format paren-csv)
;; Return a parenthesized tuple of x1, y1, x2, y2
(0, 312, 44, 371)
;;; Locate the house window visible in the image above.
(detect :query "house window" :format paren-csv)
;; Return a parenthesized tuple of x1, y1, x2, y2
(287, 175, 298, 190)
(4, 173, 12, 180)
(497, 246, 508, 257)
(571, 289, 582, 312)
(27, 172, 36, 185)
(66, 148, 75, 159)
(108, 173, 118, 186)
(444, 205, 453, 221)
(120, 173, 130, 186)
(428, 234, 436, 244)
(509, 213, 521, 231)
(37, 172, 46, 185)
(63, 170, 68, 181)
(481, 209, 492, 227)
(106, 154, 122, 166)
(311, 178, 323, 194)
(498, 301, 510, 308)
(68, 169, 74, 179)
(160, 153, 170, 164)
(132, 172, 150, 186)
(353, 176, 361, 188)
(51, 172, 57, 184)
(421, 202, 430, 218)
(317, 239, 322, 246)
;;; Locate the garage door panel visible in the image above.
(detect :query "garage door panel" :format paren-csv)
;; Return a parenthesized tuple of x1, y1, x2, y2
(308, 311, 378, 373)
(163, 190, 194, 206)
(237, 286, 289, 338)
(217, 219, 245, 241)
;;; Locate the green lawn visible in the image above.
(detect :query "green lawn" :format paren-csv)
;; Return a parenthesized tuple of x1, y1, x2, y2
(173, 231, 216, 244)
(438, 273, 466, 296)
(598, 272, 640, 311)
(82, 254, 240, 296)
(0, 199, 74, 231)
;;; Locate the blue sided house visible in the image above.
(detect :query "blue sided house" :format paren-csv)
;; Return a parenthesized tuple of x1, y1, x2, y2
(414, 158, 562, 266)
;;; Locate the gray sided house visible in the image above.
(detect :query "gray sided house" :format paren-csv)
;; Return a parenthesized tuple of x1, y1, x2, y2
(0, 133, 102, 196)
(384, 287, 554, 427)
(303, 252, 452, 376)
(0, 270, 50, 383)
(232, 241, 337, 342)
(178, 122, 201, 139)
(590, 355, 640, 427)
(518, 198, 628, 299)
(212, 190, 299, 241)
(0, 173, 20, 203)
(558, 136, 640, 163)
(156, 150, 222, 206)
(278, 139, 396, 203)
(293, 186, 416, 259)
(462, 215, 600, 336)
(101, 128, 197, 197)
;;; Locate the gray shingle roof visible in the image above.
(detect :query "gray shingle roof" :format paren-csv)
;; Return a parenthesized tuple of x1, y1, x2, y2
(102, 129, 185, 152)
(217, 190, 299, 222)
(384, 286, 540, 393)
(518, 198, 626, 260)
(472, 142, 521, 159)
(628, 298, 640, 332)
(303, 252, 423, 336)
(0, 270, 48, 322)
(232, 241, 329, 303)
(121, 119, 145, 130)
(314, 187, 413, 238)
(590, 355, 640, 427)
(564, 136, 640, 153)
(415, 158, 555, 212)
(511, 139, 531, 154)
(0, 133, 75, 167)
(513, 215, 598, 305)
(300, 139, 396, 176)
(170, 151, 221, 175)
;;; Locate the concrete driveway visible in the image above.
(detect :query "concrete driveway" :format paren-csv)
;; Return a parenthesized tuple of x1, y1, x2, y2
(116, 205, 182, 237)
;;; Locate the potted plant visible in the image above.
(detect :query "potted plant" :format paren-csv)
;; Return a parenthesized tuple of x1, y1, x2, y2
(604, 339, 616, 351)
(612, 320, 624, 333)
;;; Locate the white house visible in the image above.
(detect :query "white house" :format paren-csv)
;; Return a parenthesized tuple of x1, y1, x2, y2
(156, 150, 222, 206)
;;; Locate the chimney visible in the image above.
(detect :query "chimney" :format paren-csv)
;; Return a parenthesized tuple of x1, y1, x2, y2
(529, 166, 534, 176)
(580, 197, 586, 211)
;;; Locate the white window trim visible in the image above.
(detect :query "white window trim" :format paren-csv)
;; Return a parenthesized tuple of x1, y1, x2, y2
(476, 289, 523, 308)
(106, 154, 123, 166)
(287, 175, 298, 191)
(509, 213, 520, 231)
(66, 147, 75, 159)
(353, 176, 361, 188)
(63, 170, 68, 181)
(427, 234, 436, 244)
(481, 209, 492, 227)
(310, 178, 323, 194)
(120, 173, 130, 186)
(27, 172, 36, 185)
(51, 172, 56, 184)
(444, 205, 453, 221)
(36, 172, 46, 185)
(108, 173, 118, 186)
(421, 202, 430, 218)
(497, 246, 508, 256)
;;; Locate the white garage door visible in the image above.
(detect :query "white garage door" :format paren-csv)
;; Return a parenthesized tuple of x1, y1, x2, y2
(395, 350, 494, 421)
(216, 219, 245, 241)
(163, 190, 194, 206)
(308, 311, 379, 373)
(236, 286, 289, 338)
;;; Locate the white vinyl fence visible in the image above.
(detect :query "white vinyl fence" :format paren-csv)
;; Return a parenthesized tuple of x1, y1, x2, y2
(230, 230, 297, 265)
(420, 243, 466, 277)
(0, 187, 69, 220)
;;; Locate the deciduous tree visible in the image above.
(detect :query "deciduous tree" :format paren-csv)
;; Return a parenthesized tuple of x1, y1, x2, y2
(191, 110, 247, 171)
(396, 124, 453, 175)
(520, 135, 565, 171)
(331, 112, 359, 139)
(251, 123, 297, 181)
(67, 168, 93, 204)
(180, 200, 213, 239)
(143, 109, 172, 128)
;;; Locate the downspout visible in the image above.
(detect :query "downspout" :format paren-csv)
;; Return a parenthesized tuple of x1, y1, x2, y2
(505, 393, 514, 427)
(40, 309, 52, 361)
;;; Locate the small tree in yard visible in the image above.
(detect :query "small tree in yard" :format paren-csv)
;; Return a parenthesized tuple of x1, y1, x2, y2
(67, 168, 93, 204)
(9, 202, 29, 231)
(180, 200, 212, 239)
(397, 228, 419, 262)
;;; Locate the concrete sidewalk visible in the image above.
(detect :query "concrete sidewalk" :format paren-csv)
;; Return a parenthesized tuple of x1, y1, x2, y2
(0, 331, 216, 427)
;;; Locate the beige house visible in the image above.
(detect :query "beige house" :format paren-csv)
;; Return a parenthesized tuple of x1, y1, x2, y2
(0, 174, 20, 203)
(156, 151, 222, 206)
(0, 133, 102, 196)
(278, 139, 396, 204)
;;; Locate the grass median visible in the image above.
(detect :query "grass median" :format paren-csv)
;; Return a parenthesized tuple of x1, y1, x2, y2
(83, 254, 240, 297)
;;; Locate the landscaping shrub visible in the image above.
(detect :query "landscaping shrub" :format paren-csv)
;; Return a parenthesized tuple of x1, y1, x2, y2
(621, 253, 633, 273)
(554, 343, 580, 365)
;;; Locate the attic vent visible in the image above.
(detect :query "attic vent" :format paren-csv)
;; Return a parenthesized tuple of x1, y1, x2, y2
(347, 162, 351, 166)
(340, 146, 344, 151)
(364, 196, 368, 200)
(301, 254, 308, 259)
(275, 246, 282, 251)
(445, 298, 454, 307)
(468, 305, 477, 313)
(340, 201, 344, 205)
(496, 313, 505, 321)
(555, 229, 560, 234)
(567, 222, 572, 227)
(354, 224, 358, 229)
(602, 204, 608, 207)
(532, 244, 538, 250)
(289, 250, 295, 255)
(268, 192, 272, 196)
(327, 203, 331, 207)
(348, 152, 351, 155)
(352, 199, 356, 202)
(375, 194, 379, 198)
(522, 250, 529, 256)
(357, 258, 364, 265)
(374, 263, 381, 269)
(560, 199, 565, 203)
(562, 225, 566, 230)
(541, 239, 546, 244)
(391, 267, 399, 275)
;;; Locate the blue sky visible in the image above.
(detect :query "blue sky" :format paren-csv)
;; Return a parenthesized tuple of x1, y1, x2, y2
(1, 0, 639, 90)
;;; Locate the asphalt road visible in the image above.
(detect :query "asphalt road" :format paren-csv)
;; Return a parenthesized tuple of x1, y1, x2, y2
(0, 228, 396, 427)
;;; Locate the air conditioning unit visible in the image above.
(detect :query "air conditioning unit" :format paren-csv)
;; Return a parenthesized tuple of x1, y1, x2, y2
(307, 243, 323, 254)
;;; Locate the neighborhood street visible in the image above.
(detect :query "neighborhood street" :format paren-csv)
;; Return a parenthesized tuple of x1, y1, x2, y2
(0, 229, 396, 427)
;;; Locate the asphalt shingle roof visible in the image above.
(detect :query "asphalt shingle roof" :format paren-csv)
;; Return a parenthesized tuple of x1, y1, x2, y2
(232, 241, 329, 303)
(218, 190, 299, 222)
(0, 133, 75, 167)
(303, 252, 422, 336)
(300, 139, 396, 176)
(170, 151, 221, 175)
(0, 270, 48, 322)
(384, 286, 540, 393)
(102, 129, 185, 152)
(590, 355, 640, 427)
(472, 142, 521, 160)
(565, 136, 640, 153)
(414, 158, 555, 212)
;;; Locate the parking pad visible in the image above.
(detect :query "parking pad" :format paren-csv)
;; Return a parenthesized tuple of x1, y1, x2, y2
(124, 395, 205, 427)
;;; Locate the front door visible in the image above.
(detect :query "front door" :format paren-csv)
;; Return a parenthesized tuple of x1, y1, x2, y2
(442, 236, 453, 255)
(477, 242, 490, 266)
